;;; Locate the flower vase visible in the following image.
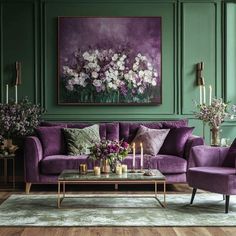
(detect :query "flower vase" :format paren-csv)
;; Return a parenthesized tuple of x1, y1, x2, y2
(101, 159, 111, 174)
(210, 127, 220, 146)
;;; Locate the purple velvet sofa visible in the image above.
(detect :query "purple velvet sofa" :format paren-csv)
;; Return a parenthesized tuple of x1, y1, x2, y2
(24, 120, 204, 193)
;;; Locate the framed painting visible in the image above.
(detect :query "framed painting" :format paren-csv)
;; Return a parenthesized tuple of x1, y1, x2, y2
(58, 17, 162, 105)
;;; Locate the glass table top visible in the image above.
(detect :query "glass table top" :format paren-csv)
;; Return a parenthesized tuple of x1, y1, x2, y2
(58, 169, 165, 181)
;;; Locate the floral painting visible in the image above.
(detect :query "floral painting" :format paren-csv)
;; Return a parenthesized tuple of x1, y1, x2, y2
(58, 17, 162, 105)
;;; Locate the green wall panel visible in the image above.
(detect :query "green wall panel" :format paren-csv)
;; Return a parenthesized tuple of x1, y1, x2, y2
(1, 1, 37, 103)
(43, 1, 176, 119)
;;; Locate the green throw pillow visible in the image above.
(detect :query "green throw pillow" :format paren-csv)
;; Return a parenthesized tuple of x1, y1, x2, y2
(63, 124, 100, 155)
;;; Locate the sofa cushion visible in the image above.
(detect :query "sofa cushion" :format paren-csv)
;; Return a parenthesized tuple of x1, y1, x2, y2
(222, 138, 236, 167)
(188, 167, 236, 194)
(132, 126, 170, 155)
(63, 125, 100, 155)
(67, 122, 119, 141)
(159, 127, 194, 157)
(161, 119, 188, 128)
(156, 154, 187, 174)
(119, 122, 162, 143)
(36, 125, 66, 157)
(40, 155, 88, 175)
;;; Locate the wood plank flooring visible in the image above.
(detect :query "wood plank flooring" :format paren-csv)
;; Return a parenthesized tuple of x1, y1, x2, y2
(0, 185, 236, 236)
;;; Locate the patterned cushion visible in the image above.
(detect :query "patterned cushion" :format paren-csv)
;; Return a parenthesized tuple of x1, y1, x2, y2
(63, 125, 100, 155)
(132, 126, 170, 155)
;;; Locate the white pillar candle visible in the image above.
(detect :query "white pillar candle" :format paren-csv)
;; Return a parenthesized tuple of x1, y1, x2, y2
(140, 142, 143, 169)
(94, 166, 101, 176)
(209, 85, 212, 105)
(15, 85, 18, 104)
(132, 143, 136, 169)
(6, 84, 9, 104)
(122, 164, 127, 173)
(116, 165, 122, 175)
(203, 85, 206, 104)
(199, 85, 202, 105)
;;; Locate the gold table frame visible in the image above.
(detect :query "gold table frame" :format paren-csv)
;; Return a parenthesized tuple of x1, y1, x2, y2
(57, 176, 166, 209)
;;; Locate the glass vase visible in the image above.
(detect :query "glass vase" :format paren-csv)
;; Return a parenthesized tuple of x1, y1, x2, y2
(210, 126, 220, 146)
(101, 159, 110, 174)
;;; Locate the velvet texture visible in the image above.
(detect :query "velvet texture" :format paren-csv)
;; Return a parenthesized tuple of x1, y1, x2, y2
(24, 120, 204, 184)
(222, 138, 236, 167)
(159, 127, 194, 157)
(36, 126, 66, 157)
(187, 146, 236, 195)
(132, 126, 170, 155)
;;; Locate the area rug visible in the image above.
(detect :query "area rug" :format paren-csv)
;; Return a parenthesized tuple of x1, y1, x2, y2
(0, 193, 236, 226)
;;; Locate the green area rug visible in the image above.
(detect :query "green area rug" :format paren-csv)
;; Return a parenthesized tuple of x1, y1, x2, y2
(0, 193, 236, 226)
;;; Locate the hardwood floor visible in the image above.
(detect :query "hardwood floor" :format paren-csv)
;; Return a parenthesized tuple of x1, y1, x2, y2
(0, 185, 236, 236)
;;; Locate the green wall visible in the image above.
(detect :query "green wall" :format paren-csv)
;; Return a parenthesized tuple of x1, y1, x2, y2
(0, 0, 236, 143)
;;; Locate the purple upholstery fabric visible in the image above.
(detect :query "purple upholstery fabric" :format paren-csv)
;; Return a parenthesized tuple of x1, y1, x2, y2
(36, 126, 66, 157)
(188, 167, 236, 195)
(188, 146, 229, 169)
(24, 136, 43, 182)
(165, 173, 186, 183)
(41, 155, 89, 175)
(156, 155, 187, 174)
(119, 122, 162, 143)
(222, 138, 236, 167)
(161, 119, 188, 128)
(159, 127, 194, 157)
(40, 122, 67, 127)
(184, 135, 204, 160)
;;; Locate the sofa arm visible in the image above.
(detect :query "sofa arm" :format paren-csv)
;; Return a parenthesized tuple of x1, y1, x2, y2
(24, 136, 43, 183)
(188, 145, 229, 169)
(184, 135, 204, 160)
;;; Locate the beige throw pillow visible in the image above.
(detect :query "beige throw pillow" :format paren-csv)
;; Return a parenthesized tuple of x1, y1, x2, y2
(132, 125, 170, 156)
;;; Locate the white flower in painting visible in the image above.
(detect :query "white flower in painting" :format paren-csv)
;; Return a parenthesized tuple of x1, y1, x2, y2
(93, 79, 102, 87)
(83, 52, 90, 60)
(138, 87, 145, 94)
(66, 84, 74, 91)
(139, 70, 144, 77)
(154, 71, 158, 77)
(152, 80, 157, 86)
(108, 82, 113, 88)
(112, 54, 118, 61)
(137, 53, 142, 58)
(92, 71, 99, 78)
(133, 64, 139, 71)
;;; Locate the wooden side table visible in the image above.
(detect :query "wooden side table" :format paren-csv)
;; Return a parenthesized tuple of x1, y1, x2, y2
(0, 154, 15, 190)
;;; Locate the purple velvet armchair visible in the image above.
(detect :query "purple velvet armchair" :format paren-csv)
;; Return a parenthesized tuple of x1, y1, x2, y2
(187, 145, 236, 213)
(24, 120, 204, 193)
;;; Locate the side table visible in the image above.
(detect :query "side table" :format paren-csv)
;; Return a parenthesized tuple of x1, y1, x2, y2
(0, 154, 15, 190)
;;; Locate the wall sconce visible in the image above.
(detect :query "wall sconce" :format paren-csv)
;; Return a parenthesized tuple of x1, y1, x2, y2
(196, 62, 205, 86)
(15, 61, 22, 85)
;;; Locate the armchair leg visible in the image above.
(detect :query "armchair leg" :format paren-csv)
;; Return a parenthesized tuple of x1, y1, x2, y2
(223, 195, 225, 200)
(190, 188, 197, 204)
(25, 183, 32, 194)
(225, 195, 230, 213)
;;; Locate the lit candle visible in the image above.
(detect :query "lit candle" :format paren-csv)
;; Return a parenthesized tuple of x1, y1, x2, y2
(6, 84, 8, 104)
(209, 85, 212, 105)
(140, 142, 143, 169)
(203, 85, 206, 104)
(132, 143, 136, 169)
(122, 164, 128, 173)
(199, 85, 202, 105)
(94, 166, 101, 176)
(15, 85, 18, 104)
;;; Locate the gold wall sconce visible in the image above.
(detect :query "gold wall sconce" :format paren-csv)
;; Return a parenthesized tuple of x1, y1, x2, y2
(196, 61, 205, 86)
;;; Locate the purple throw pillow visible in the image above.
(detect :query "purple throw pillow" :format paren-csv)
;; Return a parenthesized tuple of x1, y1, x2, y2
(159, 127, 194, 157)
(36, 125, 66, 157)
(222, 138, 236, 167)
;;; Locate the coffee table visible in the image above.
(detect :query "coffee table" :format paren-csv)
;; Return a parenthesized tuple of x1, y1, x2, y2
(57, 169, 166, 208)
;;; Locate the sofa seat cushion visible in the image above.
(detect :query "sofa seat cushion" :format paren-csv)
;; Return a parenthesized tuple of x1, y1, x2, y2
(40, 155, 88, 175)
(122, 154, 186, 174)
(156, 155, 187, 174)
(188, 167, 236, 195)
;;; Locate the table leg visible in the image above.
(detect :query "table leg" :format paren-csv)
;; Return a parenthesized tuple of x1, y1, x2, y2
(4, 159, 7, 184)
(57, 182, 61, 208)
(163, 181, 166, 207)
(155, 181, 157, 198)
(12, 158, 15, 189)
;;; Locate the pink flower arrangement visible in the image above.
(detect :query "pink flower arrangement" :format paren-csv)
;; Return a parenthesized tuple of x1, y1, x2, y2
(88, 139, 130, 166)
